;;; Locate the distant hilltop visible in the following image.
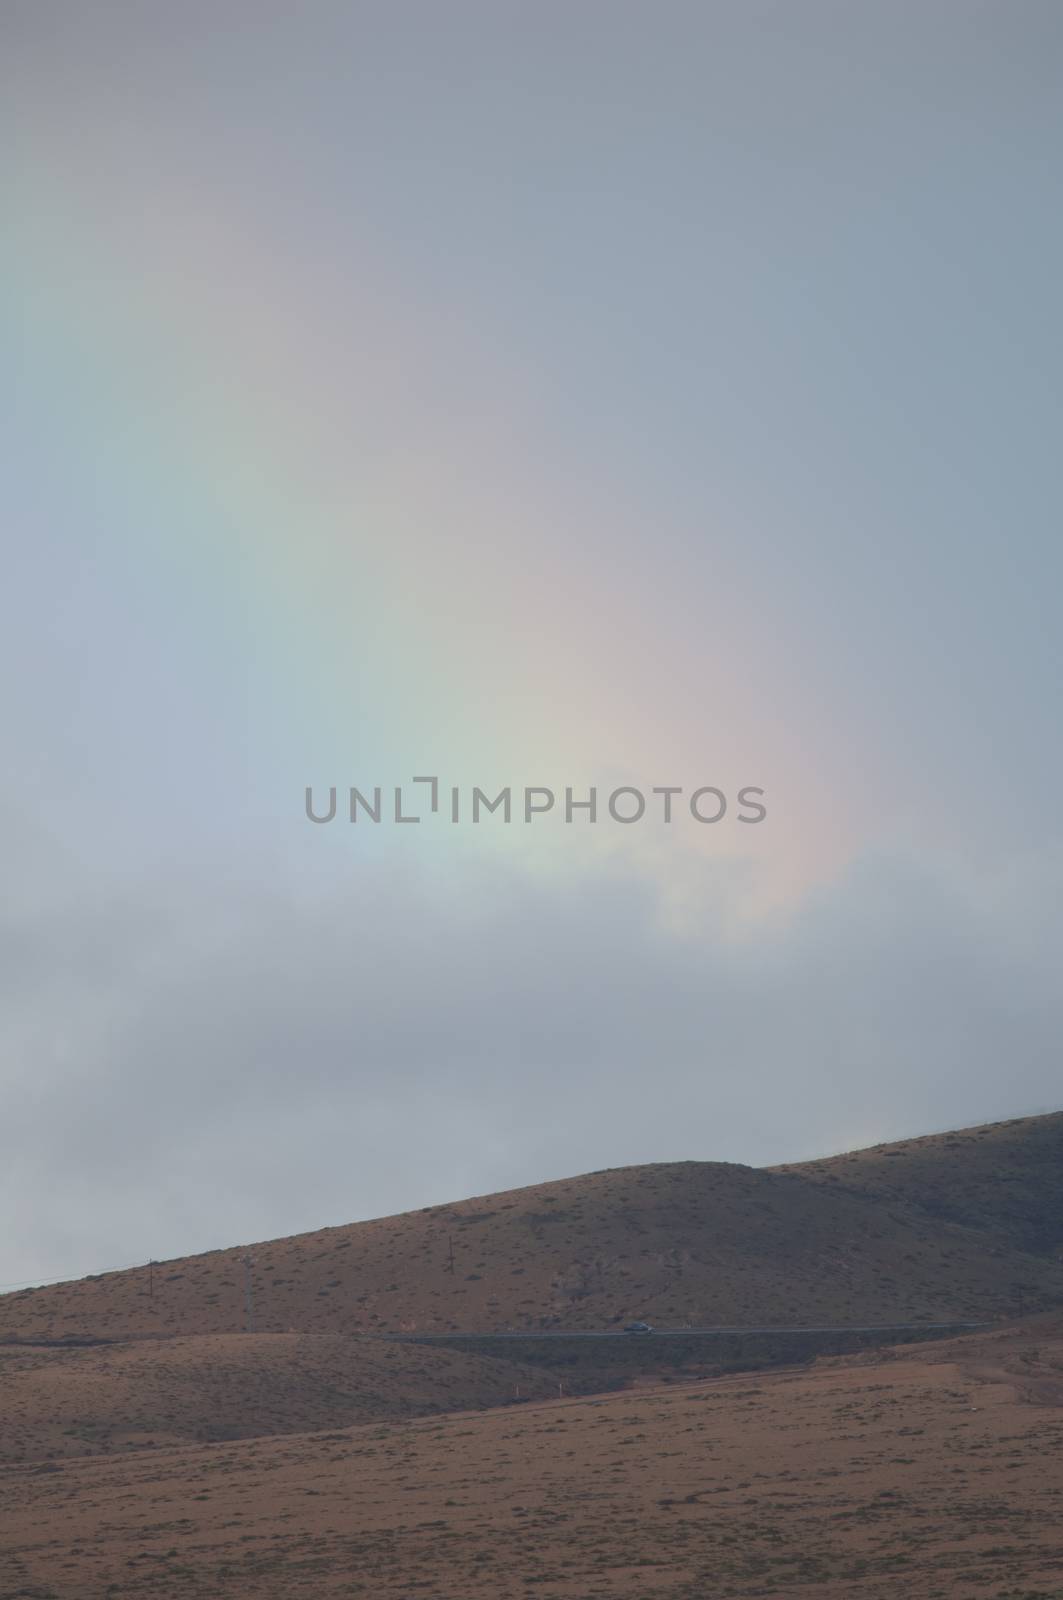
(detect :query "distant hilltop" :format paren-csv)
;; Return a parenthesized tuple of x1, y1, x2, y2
(4, 1112, 1063, 1344)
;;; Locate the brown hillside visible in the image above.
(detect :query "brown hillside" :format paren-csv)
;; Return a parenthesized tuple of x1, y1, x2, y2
(779, 1110, 1063, 1258)
(0, 1334, 564, 1464)
(3, 1114, 1063, 1342)
(4, 1313, 1063, 1598)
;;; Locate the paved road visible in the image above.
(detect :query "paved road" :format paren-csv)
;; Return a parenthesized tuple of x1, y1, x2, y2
(382, 1322, 986, 1341)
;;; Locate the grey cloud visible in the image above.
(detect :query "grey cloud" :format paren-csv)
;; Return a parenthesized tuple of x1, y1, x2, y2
(3, 839, 1060, 1287)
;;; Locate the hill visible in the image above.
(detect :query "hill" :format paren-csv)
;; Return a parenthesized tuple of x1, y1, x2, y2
(777, 1110, 1063, 1259)
(4, 1311, 1063, 1598)
(3, 1112, 1063, 1342)
(0, 1334, 566, 1464)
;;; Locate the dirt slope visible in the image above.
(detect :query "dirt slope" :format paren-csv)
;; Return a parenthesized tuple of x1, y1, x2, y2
(779, 1110, 1063, 1258)
(0, 1334, 567, 1464)
(3, 1114, 1063, 1342)
(4, 1314, 1063, 1599)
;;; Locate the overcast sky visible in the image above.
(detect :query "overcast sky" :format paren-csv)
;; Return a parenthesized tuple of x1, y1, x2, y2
(3, 2, 1061, 1287)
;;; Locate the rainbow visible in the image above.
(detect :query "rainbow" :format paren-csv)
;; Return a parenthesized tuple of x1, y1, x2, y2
(7, 123, 855, 917)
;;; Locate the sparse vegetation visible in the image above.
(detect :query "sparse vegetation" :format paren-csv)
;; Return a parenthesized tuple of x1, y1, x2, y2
(3, 1114, 1063, 1597)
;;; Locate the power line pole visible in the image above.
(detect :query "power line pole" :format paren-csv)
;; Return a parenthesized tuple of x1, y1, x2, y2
(148, 1259, 154, 1301)
(243, 1255, 255, 1333)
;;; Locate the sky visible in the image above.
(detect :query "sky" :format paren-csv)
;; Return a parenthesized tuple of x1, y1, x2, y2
(3, 1, 1061, 1287)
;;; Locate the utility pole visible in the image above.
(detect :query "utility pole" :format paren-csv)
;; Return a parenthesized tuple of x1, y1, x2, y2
(448, 1236, 455, 1274)
(148, 1259, 154, 1301)
(243, 1255, 254, 1333)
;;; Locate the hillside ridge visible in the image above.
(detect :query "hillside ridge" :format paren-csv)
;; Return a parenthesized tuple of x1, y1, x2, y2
(3, 1112, 1062, 1343)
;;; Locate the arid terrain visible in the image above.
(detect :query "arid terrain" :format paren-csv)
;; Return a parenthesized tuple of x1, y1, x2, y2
(4, 1113, 1063, 1342)
(0, 1334, 572, 1464)
(3, 1316, 1063, 1598)
(2, 1114, 1063, 1598)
